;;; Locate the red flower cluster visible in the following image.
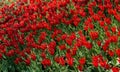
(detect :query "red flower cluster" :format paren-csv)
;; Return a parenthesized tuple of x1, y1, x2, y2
(0, 0, 120, 71)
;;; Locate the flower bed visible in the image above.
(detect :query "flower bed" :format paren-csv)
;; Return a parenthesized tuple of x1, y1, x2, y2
(0, 0, 120, 72)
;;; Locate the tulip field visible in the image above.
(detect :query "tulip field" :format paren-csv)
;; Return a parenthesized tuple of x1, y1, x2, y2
(0, 0, 120, 72)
